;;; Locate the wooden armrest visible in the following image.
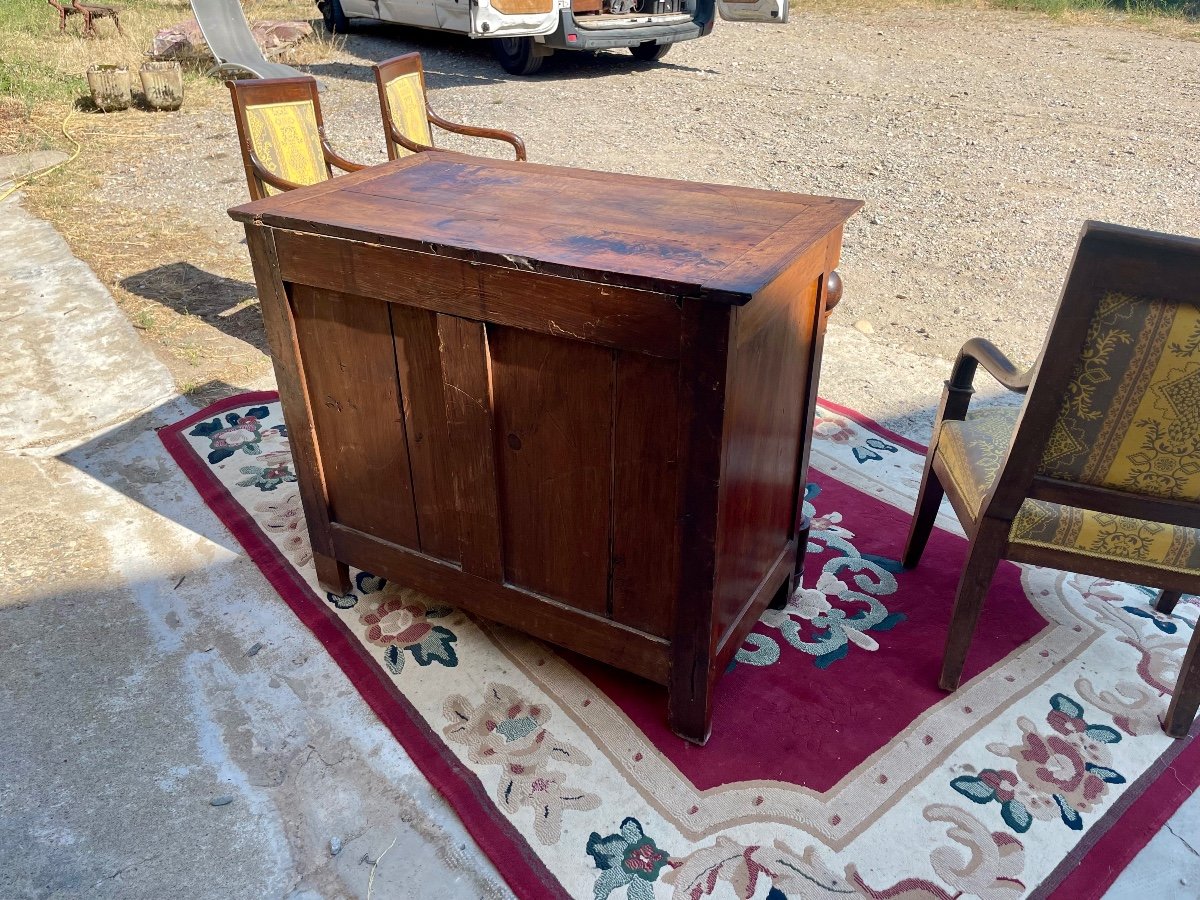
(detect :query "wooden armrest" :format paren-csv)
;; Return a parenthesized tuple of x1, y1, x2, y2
(933, 338, 1033, 428)
(387, 123, 436, 156)
(320, 131, 365, 173)
(248, 150, 307, 193)
(427, 108, 527, 161)
(949, 338, 1034, 395)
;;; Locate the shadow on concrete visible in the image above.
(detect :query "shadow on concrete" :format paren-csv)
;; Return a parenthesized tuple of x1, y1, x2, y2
(120, 262, 268, 356)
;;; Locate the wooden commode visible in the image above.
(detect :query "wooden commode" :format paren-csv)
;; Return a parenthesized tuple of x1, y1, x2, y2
(230, 151, 862, 743)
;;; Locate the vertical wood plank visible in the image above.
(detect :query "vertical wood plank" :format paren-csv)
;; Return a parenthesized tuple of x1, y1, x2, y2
(243, 225, 348, 591)
(712, 275, 817, 640)
(291, 285, 420, 549)
(611, 352, 679, 637)
(437, 314, 504, 581)
(792, 237, 841, 569)
(489, 327, 613, 613)
(391, 304, 459, 563)
(669, 300, 733, 745)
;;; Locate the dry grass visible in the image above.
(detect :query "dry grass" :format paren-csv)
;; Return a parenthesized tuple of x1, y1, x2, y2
(22, 117, 274, 397)
(1, 0, 337, 399)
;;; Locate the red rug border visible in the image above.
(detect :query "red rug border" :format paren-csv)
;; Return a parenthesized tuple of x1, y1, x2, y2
(814, 396, 930, 456)
(160, 389, 1199, 900)
(158, 390, 567, 900)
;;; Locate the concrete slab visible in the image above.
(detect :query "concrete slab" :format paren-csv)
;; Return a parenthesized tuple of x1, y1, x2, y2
(0, 194, 175, 451)
(0, 192, 507, 899)
(0, 151, 68, 185)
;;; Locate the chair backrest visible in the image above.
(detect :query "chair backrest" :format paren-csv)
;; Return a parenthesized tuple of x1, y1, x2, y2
(373, 53, 435, 160)
(226, 77, 331, 201)
(986, 222, 1200, 529)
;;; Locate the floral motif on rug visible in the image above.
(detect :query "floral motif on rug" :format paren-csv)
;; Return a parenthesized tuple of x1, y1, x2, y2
(161, 393, 1199, 900)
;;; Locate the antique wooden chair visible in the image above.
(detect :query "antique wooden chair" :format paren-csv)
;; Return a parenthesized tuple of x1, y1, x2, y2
(49, 0, 123, 36)
(226, 77, 363, 202)
(902, 221, 1200, 737)
(372, 53, 526, 161)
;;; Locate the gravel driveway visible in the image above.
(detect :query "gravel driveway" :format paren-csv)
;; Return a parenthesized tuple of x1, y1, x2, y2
(92, 4, 1200, 432)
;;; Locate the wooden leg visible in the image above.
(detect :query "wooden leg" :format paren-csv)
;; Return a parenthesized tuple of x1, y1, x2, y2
(903, 458, 945, 568)
(314, 550, 351, 594)
(668, 671, 713, 746)
(770, 517, 811, 610)
(1155, 590, 1183, 615)
(1164, 623, 1200, 738)
(768, 578, 791, 611)
(939, 518, 1007, 692)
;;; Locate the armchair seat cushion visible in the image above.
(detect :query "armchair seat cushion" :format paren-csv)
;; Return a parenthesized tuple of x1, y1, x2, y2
(938, 407, 1200, 573)
(938, 406, 1019, 516)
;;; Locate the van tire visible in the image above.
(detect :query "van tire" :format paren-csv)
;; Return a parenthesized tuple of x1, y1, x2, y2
(320, 0, 349, 32)
(630, 41, 670, 62)
(492, 37, 544, 75)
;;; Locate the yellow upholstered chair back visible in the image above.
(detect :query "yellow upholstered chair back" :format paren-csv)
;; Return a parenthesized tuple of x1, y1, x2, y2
(227, 77, 332, 201)
(374, 54, 436, 160)
(244, 100, 327, 195)
(383, 71, 434, 156)
(1039, 292, 1200, 500)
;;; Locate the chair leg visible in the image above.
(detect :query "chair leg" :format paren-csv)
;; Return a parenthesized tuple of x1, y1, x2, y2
(1155, 590, 1183, 615)
(939, 518, 1007, 692)
(903, 456, 945, 568)
(1164, 621, 1200, 738)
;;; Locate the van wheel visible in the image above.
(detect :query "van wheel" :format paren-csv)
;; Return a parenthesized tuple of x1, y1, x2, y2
(630, 41, 670, 62)
(320, 0, 349, 32)
(492, 37, 545, 75)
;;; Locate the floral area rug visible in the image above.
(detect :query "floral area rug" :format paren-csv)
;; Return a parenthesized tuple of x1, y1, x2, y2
(160, 391, 1199, 900)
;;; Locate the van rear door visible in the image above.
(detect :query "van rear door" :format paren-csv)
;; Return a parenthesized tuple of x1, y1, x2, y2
(715, 0, 786, 23)
(471, 0, 562, 37)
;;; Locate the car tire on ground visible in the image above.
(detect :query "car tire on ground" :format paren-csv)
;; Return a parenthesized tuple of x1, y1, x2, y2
(629, 41, 670, 62)
(491, 36, 545, 75)
(320, 0, 350, 33)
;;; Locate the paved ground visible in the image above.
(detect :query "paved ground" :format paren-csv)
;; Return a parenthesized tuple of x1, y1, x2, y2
(0, 182, 508, 899)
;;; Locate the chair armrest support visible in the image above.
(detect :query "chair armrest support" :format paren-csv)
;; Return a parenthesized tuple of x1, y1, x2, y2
(388, 123, 436, 156)
(248, 150, 307, 194)
(319, 129, 365, 173)
(427, 108, 527, 161)
(937, 338, 1032, 427)
(949, 338, 1034, 395)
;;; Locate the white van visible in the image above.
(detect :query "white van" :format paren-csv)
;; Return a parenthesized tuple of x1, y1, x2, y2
(317, 0, 786, 75)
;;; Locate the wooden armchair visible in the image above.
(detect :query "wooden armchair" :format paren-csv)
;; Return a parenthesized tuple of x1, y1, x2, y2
(373, 53, 526, 161)
(49, 0, 123, 37)
(903, 221, 1200, 737)
(225, 76, 364, 202)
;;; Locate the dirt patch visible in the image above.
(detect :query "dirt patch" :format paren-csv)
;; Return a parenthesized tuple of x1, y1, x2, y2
(17, 3, 1200, 402)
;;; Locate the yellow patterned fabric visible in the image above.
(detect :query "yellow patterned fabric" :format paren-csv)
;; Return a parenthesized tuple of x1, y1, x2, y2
(385, 73, 433, 157)
(938, 407, 1019, 515)
(1010, 500, 1200, 573)
(1040, 292, 1200, 500)
(244, 100, 327, 196)
(936, 406, 1200, 573)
